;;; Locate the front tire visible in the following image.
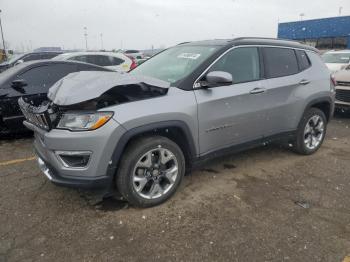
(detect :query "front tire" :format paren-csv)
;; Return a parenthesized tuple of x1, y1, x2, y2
(293, 108, 327, 155)
(116, 136, 185, 207)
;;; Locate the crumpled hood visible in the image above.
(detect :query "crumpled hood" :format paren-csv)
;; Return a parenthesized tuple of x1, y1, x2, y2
(47, 71, 170, 106)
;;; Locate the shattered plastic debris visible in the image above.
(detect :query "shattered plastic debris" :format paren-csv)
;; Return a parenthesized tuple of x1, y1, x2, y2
(233, 195, 241, 200)
(295, 200, 310, 209)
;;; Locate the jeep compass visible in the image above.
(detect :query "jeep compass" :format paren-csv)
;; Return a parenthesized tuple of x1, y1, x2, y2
(20, 38, 335, 207)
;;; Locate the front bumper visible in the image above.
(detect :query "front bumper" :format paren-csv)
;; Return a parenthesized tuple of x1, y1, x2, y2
(25, 118, 126, 191)
(36, 155, 112, 189)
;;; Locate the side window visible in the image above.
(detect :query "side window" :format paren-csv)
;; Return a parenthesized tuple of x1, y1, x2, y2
(295, 50, 311, 71)
(68, 55, 88, 63)
(86, 55, 111, 66)
(40, 53, 59, 59)
(18, 64, 77, 91)
(109, 56, 124, 66)
(208, 47, 260, 84)
(263, 47, 299, 78)
(22, 53, 42, 62)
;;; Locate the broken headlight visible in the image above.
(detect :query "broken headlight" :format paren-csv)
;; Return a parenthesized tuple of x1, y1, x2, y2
(57, 112, 113, 131)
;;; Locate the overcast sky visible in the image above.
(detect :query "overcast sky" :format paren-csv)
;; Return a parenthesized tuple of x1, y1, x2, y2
(1, 0, 350, 51)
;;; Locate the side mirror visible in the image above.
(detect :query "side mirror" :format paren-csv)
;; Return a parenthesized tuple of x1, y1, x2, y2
(204, 71, 233, 88)
(14, 59, 24, 66)
(11, 79, 27, 93)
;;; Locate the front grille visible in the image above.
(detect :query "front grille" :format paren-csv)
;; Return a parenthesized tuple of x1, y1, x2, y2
(337, 81, 350, 87)
(335, 89, 350, 103)
(18, 98, 53, 131)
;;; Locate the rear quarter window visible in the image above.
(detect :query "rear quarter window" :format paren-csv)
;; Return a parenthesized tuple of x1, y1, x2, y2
(295, 50, 311, 71)
(263, 47, 299, 78)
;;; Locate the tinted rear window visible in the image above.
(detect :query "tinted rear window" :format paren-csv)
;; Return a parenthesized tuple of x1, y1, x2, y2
(263, 47, 299, 78)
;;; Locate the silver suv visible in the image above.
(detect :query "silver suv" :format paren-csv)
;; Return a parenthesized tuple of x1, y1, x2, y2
(20, 38, 335, 207)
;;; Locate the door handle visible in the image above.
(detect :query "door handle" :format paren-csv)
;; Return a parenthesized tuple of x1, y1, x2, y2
(299, 79, 310, 85)
(250, 87, 266, 94)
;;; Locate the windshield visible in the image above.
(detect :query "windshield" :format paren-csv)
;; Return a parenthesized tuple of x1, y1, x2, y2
(131, 45, 219, 83)
(322, 53, 350, 64)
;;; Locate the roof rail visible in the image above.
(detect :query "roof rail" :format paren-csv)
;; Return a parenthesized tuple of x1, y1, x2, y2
(230, 37, 300, 44)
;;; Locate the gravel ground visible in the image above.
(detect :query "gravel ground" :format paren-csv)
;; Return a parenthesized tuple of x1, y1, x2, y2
(0, 113, 350, 262)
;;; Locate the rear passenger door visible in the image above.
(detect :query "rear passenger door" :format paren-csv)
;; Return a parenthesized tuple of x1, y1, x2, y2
(262, 47, 311, 136)
(194, 47, 269, 154)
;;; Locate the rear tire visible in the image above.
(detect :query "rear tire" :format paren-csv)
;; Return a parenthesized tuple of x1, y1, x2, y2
(293, 108, 327, 155)
(116, 136, 185, 207)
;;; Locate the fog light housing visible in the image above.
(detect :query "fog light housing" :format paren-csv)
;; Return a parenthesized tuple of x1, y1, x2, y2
(55, 151, 91, 168)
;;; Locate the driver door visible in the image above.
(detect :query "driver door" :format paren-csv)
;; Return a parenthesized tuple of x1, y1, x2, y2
(194, 47, 269, 155)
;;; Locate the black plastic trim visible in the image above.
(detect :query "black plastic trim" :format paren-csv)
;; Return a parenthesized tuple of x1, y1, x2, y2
(193, 131, 297, 167)
(108, 120, 197, 176)
(304, 96, 334, 121)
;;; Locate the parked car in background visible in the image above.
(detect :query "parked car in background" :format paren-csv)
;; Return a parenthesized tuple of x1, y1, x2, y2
(333, 67, 350, 110)
(322, 50, 350, 73)
(0, 51, 63, 73)
(53, 52, 136, 72)
(0, 60, 112, 134)
(20, 38, 334, 207)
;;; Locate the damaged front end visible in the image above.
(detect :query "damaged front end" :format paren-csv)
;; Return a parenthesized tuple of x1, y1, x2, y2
(18, 98, 59, 131)
(19, 71, 170, 131)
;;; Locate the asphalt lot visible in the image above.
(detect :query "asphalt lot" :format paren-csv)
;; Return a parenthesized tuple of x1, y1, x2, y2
(1, 112, 350, 262)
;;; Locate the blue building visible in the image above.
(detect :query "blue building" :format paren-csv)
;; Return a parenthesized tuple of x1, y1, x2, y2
(278, 16, 350, 50)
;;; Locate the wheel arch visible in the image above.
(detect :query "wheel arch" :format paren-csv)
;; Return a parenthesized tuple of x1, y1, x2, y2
(303, 96, 334, 122)
(109, 120, 197, 177)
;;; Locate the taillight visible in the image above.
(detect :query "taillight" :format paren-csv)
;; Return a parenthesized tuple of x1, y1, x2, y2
(130, 59, 137, 70)
(331, 75, 337, 86)
(126, 55, 137, 71)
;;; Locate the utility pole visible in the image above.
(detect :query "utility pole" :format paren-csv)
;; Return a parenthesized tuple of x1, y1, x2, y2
(100, 33, 103, 50)
(339, 6, 343, 16)
(0, 9, 7, 58)
(84, 27, 88, 50)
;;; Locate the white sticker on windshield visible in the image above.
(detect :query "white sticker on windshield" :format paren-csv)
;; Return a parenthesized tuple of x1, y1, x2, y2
(177, 53, 201, 60)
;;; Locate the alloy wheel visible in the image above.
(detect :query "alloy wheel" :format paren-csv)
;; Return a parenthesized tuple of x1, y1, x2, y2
(303, 115, 325, 150)
(132, 147, 179, 199)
